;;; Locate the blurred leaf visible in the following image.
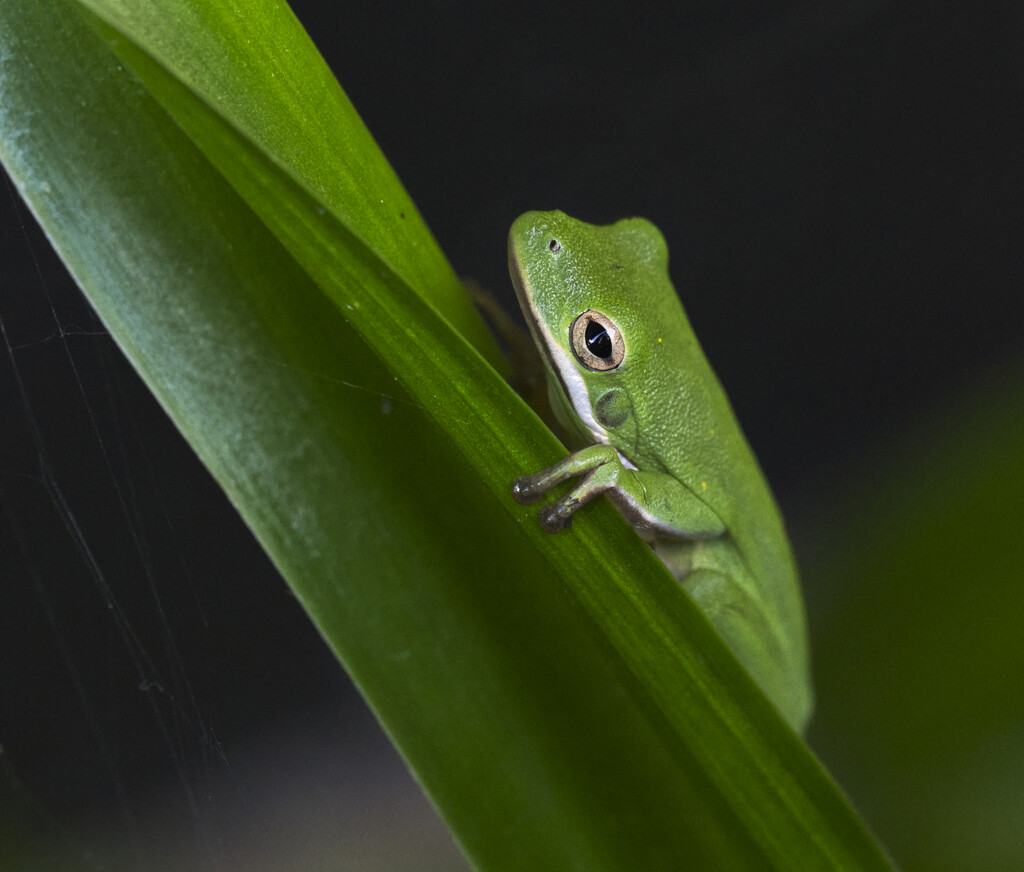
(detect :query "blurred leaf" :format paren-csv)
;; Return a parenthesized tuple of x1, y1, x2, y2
(805, 358, 1024, 872)
(1, 0, 894, 869)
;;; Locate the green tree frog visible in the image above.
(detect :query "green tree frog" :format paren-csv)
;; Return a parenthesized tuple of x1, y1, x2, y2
(509, 211, 813, 732)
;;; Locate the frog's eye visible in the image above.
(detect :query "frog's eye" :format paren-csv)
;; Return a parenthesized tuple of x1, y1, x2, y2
(570, 310, 624, 371)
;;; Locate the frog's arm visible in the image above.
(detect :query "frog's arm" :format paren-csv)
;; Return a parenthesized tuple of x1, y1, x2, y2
(513, 444, 726, 537)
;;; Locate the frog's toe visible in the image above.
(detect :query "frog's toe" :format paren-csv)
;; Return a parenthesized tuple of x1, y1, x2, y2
(538, 501, 575, 533)
(512, 477, 543, 505)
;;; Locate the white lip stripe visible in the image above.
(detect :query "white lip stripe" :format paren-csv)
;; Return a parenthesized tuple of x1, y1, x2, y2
(616, 450, 638, 471)
(545, 338, 609, 445)
(511, 256, 609, 446)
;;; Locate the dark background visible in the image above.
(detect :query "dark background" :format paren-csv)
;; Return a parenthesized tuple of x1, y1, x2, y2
(2, 1, 1022, 868)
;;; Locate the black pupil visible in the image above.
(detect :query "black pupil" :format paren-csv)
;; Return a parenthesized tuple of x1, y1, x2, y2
(585, 320, 613, 359)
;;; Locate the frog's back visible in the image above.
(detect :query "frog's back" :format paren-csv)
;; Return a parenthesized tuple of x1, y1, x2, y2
(611, 219, 814, 730)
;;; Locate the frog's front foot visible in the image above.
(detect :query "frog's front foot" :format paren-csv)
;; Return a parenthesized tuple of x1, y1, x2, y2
(512, 477, 577, 532)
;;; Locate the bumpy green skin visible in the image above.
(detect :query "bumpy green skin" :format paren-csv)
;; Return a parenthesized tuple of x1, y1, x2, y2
(509, 211, 813, 732)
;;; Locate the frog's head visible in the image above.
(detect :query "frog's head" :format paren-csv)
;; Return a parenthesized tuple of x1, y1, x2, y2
(508, 210, 669, 454)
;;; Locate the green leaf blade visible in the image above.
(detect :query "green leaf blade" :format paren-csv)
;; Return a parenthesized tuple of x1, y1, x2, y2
(77, 0, 504, 370)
